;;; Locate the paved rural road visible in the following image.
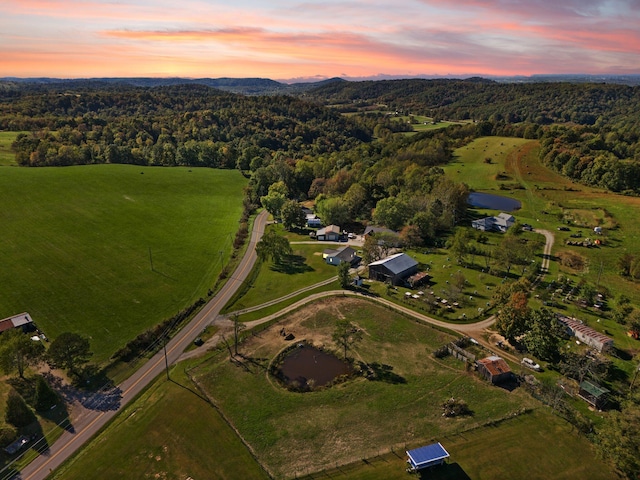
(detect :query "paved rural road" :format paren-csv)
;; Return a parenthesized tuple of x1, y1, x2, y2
(17, 210, 269, 480)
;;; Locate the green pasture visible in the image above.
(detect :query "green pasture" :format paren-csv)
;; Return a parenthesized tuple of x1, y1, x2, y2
(447, 137, 640, 307)
(195, 298, 538, 478)
(0, 165, 246, 362)
(299, 408, 613, 480)
(51, 366, 270, 480)
(0, 132, 20, 166)
(445, 137, 532, 191)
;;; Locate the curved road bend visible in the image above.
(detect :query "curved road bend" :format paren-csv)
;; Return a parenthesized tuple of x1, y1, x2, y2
(19, 210, 269, 480)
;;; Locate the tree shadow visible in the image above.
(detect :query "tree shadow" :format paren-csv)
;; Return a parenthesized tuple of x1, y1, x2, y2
(270, 254, 314, 274)
(363, 362, 406, 384)
(42, 371, 122, 412)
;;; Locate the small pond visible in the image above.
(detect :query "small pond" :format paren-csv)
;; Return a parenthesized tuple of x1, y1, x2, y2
(277, 344, 353, 390)
(467, 192, 521, 212)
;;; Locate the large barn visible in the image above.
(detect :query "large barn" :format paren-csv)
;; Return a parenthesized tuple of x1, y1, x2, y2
(368, 253, 418, 286)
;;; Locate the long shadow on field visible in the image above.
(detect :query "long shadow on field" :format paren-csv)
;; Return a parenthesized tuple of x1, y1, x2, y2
(418, 462, 471, 480)
(169, 379, 212, 405)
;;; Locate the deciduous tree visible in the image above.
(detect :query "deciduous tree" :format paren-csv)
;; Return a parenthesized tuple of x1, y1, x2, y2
(46, 332, 92, 378)
(332, 320, 363, 360)
(255, 229, 292, 264)
(0, 330, 45, 379)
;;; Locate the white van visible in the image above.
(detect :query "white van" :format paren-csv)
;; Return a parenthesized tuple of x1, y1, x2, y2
(521, 357, 541, 371)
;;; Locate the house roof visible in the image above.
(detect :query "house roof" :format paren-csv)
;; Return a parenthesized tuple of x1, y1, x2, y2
(368, 253, 418, 274)
(477, 356, 511, 376)
(0, 313, 34, 333)
(324, 246, 355, 260)
(406, 442, 450, 469)
(557, 315, 614, 347)
(363, 225, 397, 236)
(317, 224, 341, 235)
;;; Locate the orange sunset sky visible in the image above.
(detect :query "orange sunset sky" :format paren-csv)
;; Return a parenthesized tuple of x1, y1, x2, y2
(1, 0, 639, 81)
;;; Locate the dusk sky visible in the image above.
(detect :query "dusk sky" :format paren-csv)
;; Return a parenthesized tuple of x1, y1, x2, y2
(2, 0, 639, 81)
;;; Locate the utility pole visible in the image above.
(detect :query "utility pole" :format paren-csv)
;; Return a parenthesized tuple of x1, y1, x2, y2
(163, 336, 170, 380)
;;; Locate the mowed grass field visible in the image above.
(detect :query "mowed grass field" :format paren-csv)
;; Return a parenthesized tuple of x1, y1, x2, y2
(55, 297, 614, 479)
(0, 164, 246, 361)
(0, 132, 20, 165)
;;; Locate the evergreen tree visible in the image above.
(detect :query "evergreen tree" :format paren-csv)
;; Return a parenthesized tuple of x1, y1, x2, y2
(5, 390, 35, 428)
(34, 375, 59, 412)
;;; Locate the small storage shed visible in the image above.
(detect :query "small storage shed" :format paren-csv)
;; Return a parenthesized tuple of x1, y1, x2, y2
(579, 380, 609, 410)
(476, 355, 512, 384)
(406, 442, 450, 472)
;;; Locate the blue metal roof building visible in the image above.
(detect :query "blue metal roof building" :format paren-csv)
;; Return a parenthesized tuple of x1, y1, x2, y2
(406, 442, 450, 471)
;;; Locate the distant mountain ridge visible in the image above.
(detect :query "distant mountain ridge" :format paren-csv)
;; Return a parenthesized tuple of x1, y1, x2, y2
(2, 74, 639, 95)
(0, 76, 348, 95)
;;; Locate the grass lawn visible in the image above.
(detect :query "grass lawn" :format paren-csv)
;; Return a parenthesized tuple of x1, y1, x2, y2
(194, 297, 538, 478)
(0, 165, 246, 362)
(50, 366, 270, 480)
(0, 132, 20, 166)
(222, 235, 340, 313)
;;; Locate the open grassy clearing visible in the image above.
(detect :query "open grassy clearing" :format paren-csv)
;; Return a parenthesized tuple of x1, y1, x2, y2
(0, 165, 246, 362)
(0, 132, 20, 166)
(194, 297, 538, 479)
(445, 137, 532, 191)
(50, 366, 270, 480)
(299, 408, 613, 480)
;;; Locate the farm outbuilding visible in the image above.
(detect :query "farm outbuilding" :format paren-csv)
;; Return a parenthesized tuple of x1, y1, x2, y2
(406, 442, 450, 472)
(557, 315, 614, 352)
(579, 380, 609, 410)
(368, 253, 418, 286)
(476, 355, 513, 384)
(0, 313, 34, 334)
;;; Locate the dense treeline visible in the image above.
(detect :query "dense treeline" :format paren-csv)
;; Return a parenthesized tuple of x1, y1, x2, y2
(1, 83, 370, 167)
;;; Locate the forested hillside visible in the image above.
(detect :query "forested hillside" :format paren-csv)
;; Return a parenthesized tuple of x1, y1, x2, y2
(306, 79, 640, 193)
(1, 83, 370, 168)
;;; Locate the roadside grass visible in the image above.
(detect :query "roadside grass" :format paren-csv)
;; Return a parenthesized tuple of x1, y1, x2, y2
(222, 237, 340, 313)
(50, 365, 270, 480)
(234, 281, 339, 323)
(0, 165, 246, 362)
(0, 132, 20, 166)
(300, 408, 613, 480)
(193, 297, 538, 478)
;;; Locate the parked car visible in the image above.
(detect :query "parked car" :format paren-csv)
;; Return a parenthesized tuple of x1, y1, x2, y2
(521, 357, 541, 371)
